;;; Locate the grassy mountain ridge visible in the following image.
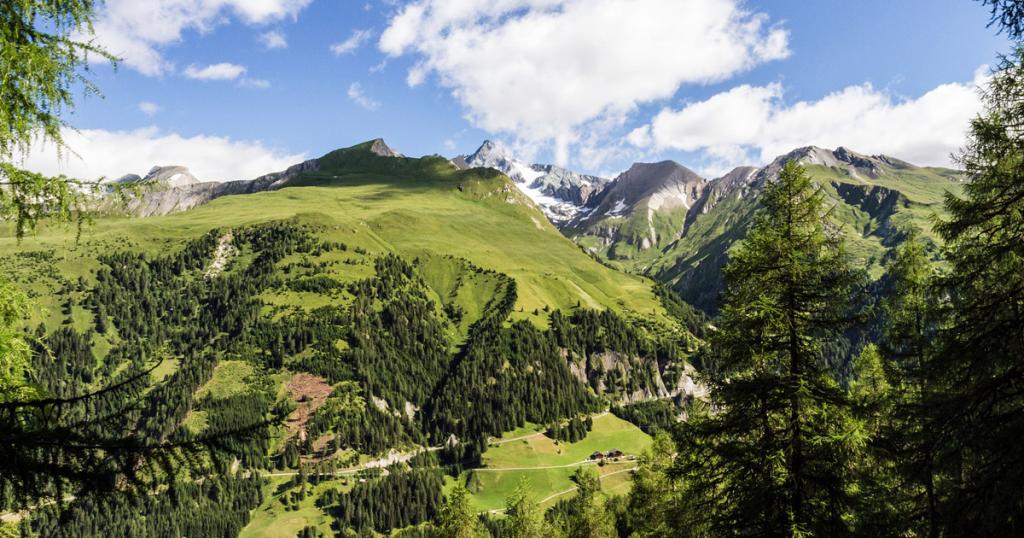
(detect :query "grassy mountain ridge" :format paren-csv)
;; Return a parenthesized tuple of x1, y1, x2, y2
(2, 140, 668, 325)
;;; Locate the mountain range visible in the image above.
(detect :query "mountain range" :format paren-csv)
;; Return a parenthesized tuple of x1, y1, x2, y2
(114, 138, 960, 314)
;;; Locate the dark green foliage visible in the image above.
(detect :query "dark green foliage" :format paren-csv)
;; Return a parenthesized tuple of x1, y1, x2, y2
(673, 162, 868, 535)
(29, 476, 263, 538)
(297, 525, 324, 538)
(920, 48, 1024, 535)
(610, 399, 678, 436)
(307, 397, 422, 457)
(979, 0, 1024, 39)
(424, 275, 601, 450)
(547, 415, 593, 443)
(328, 468, 444, 534)
(653, 283, 710, 339)
(549, 308, 681, 400)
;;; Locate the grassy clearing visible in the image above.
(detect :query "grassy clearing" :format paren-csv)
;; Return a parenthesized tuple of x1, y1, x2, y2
(482, 414, 651, 468)
(241, 476, 345, 538)
(195, 360, 256, 400)
(149, 358, 179, 383)
(457, 413, 652, 513)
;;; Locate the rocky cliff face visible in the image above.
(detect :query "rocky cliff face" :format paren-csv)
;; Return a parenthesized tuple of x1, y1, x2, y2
(565, 348, 706, 405)
(111, 140, 412, 217)
(369, 138, 402, 157)
(567, 160, 708, 252)
(120, 158, 321, 217)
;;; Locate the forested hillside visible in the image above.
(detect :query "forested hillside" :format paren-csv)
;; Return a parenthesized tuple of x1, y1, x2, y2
(0, 146, 701, 536)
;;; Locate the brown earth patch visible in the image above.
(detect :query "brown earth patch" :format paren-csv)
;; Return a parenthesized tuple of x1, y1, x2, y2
(284, 373, 332, 442)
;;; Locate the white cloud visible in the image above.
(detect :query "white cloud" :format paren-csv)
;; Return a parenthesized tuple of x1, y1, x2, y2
(347, 82, 380, 110)
(86, 0, 312, 76)
(138, 101, 161, 116)
(379, 0, 788, 165)
(331, 29, 373, 56)
(240, 78, 272, 89)
(21, 127, 305, 182)
(260, 30, 288, 49)
(636, 67, 989, 172)
(184, 63, 247, 80)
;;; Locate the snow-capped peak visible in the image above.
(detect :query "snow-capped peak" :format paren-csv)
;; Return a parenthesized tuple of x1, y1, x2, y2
(462, 140, 609, 225)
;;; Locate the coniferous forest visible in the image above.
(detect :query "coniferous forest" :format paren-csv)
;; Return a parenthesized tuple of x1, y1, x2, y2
(2, 1, 1024, 537)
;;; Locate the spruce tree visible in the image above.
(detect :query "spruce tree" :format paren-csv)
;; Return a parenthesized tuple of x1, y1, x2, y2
(437, 485, 486, 538)
(877, 227, 941, 534)
(924, 48, 1024, 534)
(672, 161, 866, 535)
(503, 479, 551, 538)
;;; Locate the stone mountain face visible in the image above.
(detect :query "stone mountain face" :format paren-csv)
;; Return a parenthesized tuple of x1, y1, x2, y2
(461, 140, 609, 224)
(368, 138, 402, 158)
(142, 165, 201, 188)
(118, 158, 321, 217)
(112, 141, 407, 217)
(566, 160, 708, 252)
(111, 165, 201, 188)
(529, 164, 608, 206)
(584, 161, 706, 218)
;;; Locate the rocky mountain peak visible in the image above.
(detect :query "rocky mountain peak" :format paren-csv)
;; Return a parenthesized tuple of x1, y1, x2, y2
(760, 145, 894, 180)
(369, 138, 402, 158)
(579, 160, 707, 236)
(141, 165, 202, 187)
(621, 161, 703, 187)
(462, 140, 608, 224)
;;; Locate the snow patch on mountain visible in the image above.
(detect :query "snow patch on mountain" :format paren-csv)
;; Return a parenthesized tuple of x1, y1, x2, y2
(607, 199, 629, 217)
(462, 140, 608, 225)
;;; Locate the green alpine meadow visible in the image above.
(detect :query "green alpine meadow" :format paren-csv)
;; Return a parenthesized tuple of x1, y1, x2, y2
(2, 1, 1023, 536)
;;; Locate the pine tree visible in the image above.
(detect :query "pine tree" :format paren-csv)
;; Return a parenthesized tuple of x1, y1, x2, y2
(877, 227, 941, 534)
(437, 485, 486, 538)
(672, 161, 867, 535)
(563, 467, 615, 538)
(503, 479, 551, 538)
(846, 344, 908, 535)
(923, 48, 1024, 534)
(622, 432, 677, 537)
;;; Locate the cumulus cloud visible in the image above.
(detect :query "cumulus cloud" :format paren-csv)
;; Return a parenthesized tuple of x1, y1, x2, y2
(86, 0, 312, 76)
(331, 29, 373, 56)
(634, 66, 989, 173)
(260, 30, 288, 49)
(21, 127, 305, 182)
(379, 0, 789, 165)
(138, 101, 161, 116)
(184, 63, 247, 80)
(347, 82, 380, 110)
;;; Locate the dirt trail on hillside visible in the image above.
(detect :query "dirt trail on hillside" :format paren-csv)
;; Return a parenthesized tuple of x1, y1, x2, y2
(204, 231, 235, 278)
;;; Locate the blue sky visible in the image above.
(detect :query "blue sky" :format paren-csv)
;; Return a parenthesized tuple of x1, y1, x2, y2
(27, 0, 1010, 181)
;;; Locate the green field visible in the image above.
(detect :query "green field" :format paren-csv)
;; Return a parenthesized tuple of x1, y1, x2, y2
(241, 476, 347, 538)
(195, 360, 256, 399)
(457, 413, 653, 513)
